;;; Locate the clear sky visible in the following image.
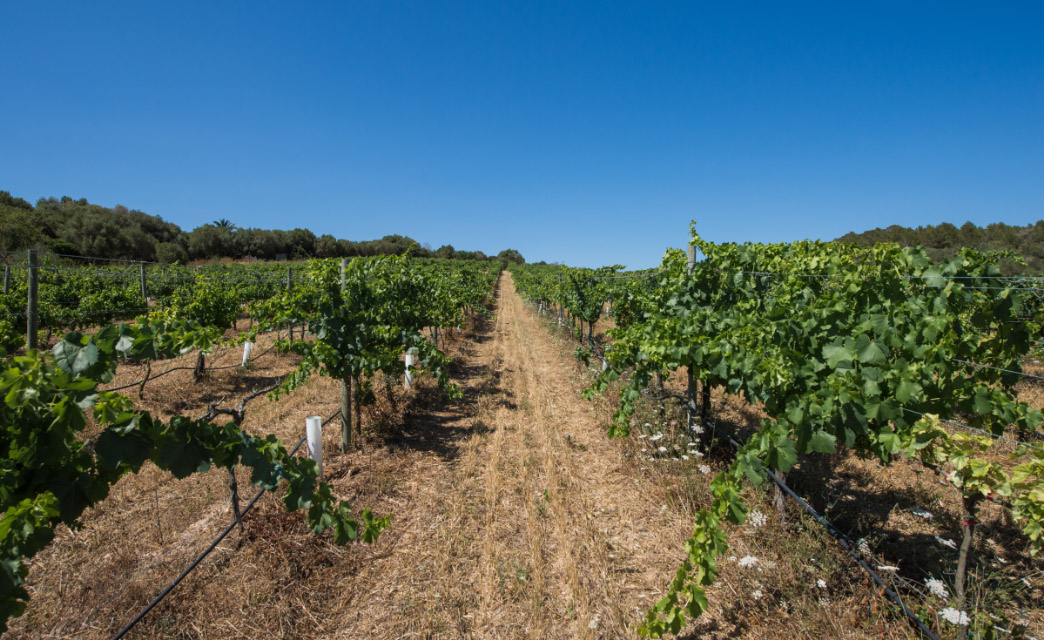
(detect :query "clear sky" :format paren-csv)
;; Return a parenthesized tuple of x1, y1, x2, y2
(2, 2, 1042, 269)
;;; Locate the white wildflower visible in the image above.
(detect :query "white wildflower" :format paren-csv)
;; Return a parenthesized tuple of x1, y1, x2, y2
(671, 457, 679, 461)
(939, 607, 969, 626)
(681, 455, 689, 461)
(935, 536, 958, 550)
(641, 448, 648, 453)
(925, 578, 950, 599)
(748, 510, 767, 528)
(698, 464, 711, 474)
(877, 565, 899, 572)
(658, 446, 668, 453)
(661, 505, 668, 511)
(856, 537, 871, 556)
(588, 617, 599, 629)
(727, 555, 737, 562)
(638, 434, 647, 439)
(649, 433, 664, 441)
(738, 555, 759, 568)
(752, 589, 763, 600)
(911, 508, 934, 520)
(688, 441, 698, 447)
(691, 424, 705, 434)
(818, 597, 831, 608)
(816, 579, 827, 588)
(643, 423, 651, 428)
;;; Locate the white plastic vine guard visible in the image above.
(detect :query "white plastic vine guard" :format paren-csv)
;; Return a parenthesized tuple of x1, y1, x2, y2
(405, 353, 416, 389)
(306, 415, 323, 478)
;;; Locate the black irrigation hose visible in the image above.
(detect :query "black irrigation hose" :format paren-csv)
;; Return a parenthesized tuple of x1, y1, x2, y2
(102, 347, 271, 394)
(696, 414, 943, 640)
(110, 409, 341, 640)
(101, 326, 303, 393)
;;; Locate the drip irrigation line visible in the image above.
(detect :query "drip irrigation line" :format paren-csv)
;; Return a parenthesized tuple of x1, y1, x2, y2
(104, 365, 195, 392)
(694, 411, 942, 640)
(627, 393, 945, 604)
(109, 409, 341, 640)
(98, 320, 309, 393)
(101, 342, 281, 393)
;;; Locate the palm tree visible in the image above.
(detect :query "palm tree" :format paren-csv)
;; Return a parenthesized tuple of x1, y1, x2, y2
(213, 218, 237, 232)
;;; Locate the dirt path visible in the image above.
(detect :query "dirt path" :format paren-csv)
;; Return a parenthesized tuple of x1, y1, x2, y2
(10, 273, 692, 640)
(331, 272, 690, 639)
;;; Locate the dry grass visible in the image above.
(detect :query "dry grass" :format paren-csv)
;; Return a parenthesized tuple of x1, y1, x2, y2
(571, 331, 1044, 638)
(10, 277, 1043, 639)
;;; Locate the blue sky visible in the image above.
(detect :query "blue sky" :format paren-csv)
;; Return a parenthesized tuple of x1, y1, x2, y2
(2, 2, 1042, 269)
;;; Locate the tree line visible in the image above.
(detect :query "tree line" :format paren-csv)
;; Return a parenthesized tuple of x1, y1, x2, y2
(0, 191, 525, 265)
(837, 220, 1044, 274)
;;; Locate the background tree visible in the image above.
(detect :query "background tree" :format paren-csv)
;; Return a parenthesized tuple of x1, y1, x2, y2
(496, 248, 525, 266)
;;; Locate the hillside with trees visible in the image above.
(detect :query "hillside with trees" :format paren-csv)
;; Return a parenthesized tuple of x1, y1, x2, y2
(838, 220, 1044, 274)
(0, 191, 524, 265)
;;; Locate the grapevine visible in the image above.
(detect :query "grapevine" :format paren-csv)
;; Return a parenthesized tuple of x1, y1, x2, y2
(576, 226, 1044, 636)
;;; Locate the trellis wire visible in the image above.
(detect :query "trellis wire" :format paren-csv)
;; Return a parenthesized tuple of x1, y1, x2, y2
(109, 409, 342, 640)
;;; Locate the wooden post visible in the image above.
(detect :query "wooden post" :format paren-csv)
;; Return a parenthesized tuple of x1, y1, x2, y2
(701, 380, 710, 419)
(687, 244, 696, 273)
(354, 376, 363, 442)
(285, 265, 294, 340)
(686, 368, 697, 440)
(340, 377, 352, 452)
(26, 250, 38, 350)
(955, 495, 980, 607)
(139, 263, 148, 302)
(655, 370, 666, 418)
(228, 469, 243, 533)
(3, 264, 9, 294)
(772, 471, 787, 516)
(340, 259, 347, 290)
